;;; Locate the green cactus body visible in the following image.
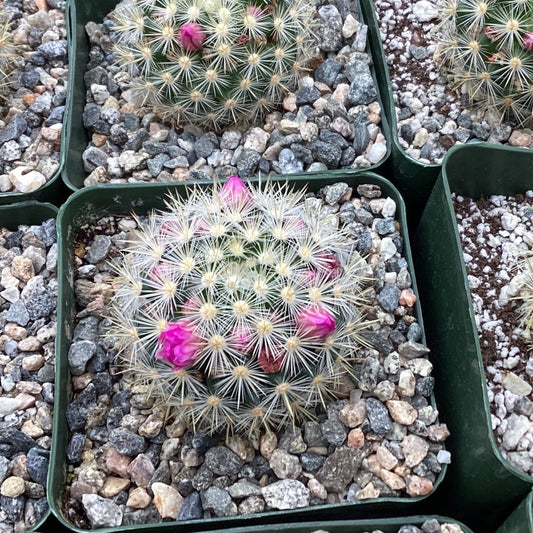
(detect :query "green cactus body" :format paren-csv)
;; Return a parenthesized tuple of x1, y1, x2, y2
(436, 0, 533, 124)
(111, 0, 316, 129)
(107, 177, 372, 435)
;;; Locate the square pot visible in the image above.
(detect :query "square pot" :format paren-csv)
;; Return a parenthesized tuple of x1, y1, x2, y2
(0, 201, 58, 532)
(206, 515, 475, 533)
(413, 143, 533, 531)
(496, 489, 533, 533)
(50, 171, 447, 532)
(61, 0, 392, 191)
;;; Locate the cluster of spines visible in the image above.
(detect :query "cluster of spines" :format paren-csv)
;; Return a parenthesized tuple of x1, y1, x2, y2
(435, 0, 533, 124)
(517, 251, 533, 344)
(107, 178, 372, 436)
(0, 13, 16, 95)
(110, 0, 316, 129)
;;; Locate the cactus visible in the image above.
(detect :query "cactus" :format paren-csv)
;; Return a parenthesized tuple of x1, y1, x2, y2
(110, 0, 316, 129)
(0, 13, 16, 96)
(107, 177, 372, 435)
(435, 0, 533, 124)
(517, 251, 533, 344)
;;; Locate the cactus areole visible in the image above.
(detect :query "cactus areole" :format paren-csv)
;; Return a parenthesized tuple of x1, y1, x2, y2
(110, 0, 316, 129)
(107, 177, 373, 435)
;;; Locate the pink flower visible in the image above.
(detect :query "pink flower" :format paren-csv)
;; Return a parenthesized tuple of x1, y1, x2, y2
(523, 32, 533, 52)
(220, 176, 251, 205)
(297, 305, 336, 339)
(156, 320, 202, 370)
(178, 22, 206, 51)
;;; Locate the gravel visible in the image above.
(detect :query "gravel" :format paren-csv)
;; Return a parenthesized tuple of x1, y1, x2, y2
(373, 0, 533, 164)
(454, 190, 533, 475)
(78, 0, 387, 187)
(0, 217, 57, 530)
(0, 0, 67, 193)
(63, 182, 448, 528)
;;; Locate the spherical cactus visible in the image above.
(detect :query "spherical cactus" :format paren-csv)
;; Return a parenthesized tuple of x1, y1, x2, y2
(110, 0, 316, 129)
(435, 0, 533, 124)
(107, 177, 372, 435)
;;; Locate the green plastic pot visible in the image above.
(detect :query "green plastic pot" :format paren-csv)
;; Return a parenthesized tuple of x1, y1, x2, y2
(496, 490, 533, 533)
(51, 171, 446, 532)
(206, 516, 474, 533)
(0, 201, 58, 532)
(62, 0, 392, 192)
(413, 144, 533, 531)
(359, 0, 441, 227)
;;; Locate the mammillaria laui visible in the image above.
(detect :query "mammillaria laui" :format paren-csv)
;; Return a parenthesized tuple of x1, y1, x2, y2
(107, 177, 373, 435)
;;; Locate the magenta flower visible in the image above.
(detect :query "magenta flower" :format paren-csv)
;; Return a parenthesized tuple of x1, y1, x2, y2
(156, 320, 201, 370)
(178, 22, 206, 51)
(297, 305, 336, 339)
(220, 176, 252, 205)
(524, 32, 533, 52)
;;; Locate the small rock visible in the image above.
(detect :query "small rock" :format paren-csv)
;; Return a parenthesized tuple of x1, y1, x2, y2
(261, 479, 310, 510)
(401, 435, 430, 466)
(8, 168, 46, 193)
(82, 494, 123, 528)
(0, 477, 25, 498)
(152, 482, 184, 519)
(126, 487, 151, 509)
(269, 449, 302, 480)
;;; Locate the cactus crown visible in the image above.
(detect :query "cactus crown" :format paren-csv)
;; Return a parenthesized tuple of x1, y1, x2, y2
(107, 177, 372, 436)
(110, 0, 316, 130)
(436, 0, 533, 124)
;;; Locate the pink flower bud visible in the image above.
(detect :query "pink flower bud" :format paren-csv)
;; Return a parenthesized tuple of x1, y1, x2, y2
(246, 5, 263, 18)
(483, 26, 497, 41)
(220, 175, 252, 205)
(181, 297, 201, 314)
(524, 32, 533, 52)
(178, 22, 206, 51)
(317, 252, 342, 279)
(298, 268, 317, 286)
(258, 347, 284, 373)
(297, 305, 336, 339)
(149, 262, 172, 283)
(156, 319, 202, 370)
(231, 325, 253, 354)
